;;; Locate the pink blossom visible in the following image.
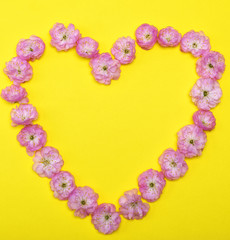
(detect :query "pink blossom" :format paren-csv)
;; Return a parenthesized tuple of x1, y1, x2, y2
(190, 78, 222, 110)
(158, 148, 188, 180)
(68, 186, 99, 218)
(4, 57, 33, 85)
(49, 23, 81, 51)
(1, 85, 28, 103)
(16, 35, 45, 61)
(119, 189, 149, 220)
(111, 37, 136, 64)
(17, 124, 47, 156)
(180, 30, 211, 57)
(91, 203, 121, 234)
(177, 124, 207, 158)
(11, 104, 38, 127)
(135, 24, 158, 50)
(33, 146, 64, 178)
(76, 37, 99, 58)
(158, 27, 182, 47)
(196, 51, 225, 80)
(138, 169, 166, 202)
(89, 53, 121, 85)
(50, 171, 75, 200)
(193, 110, 216, 131)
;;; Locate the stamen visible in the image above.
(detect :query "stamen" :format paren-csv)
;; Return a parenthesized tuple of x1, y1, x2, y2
(209, 63, 214, 68)
(192, 42, 197, 48)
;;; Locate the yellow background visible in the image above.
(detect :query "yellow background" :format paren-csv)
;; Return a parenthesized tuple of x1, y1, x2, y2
(0, 0, 229, 239)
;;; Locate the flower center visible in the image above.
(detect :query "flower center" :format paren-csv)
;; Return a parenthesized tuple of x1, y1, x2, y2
(30, 48, 33, 52)
(42, 159, 50, 166)
(18, 69, 21, 74)
(203, 91, 208, 97)
(149, 182, 154, 188)
(81, 200, 86, 205)
(145, 34, 151, 40)
(192, 42, 197, 48)
(62, 183, 67, 188)
(62, 34, 67, 40)
(30, 135, 34, 140)
(190, 139, 194, 145)
(166, 37, 171, 42)
(104, 215, 110, 221)
(171, 161, 177, 167)
(102, 66, 107, 71)
(209, 63, 214, 68)
(130, 201, 138, 208)
(124, 49, 130, 54)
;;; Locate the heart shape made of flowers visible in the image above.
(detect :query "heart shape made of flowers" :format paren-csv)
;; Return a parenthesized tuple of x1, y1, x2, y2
(1, 23, 226, 235)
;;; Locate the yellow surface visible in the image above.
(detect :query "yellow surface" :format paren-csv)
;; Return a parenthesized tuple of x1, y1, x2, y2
(0, 0, 230, 239)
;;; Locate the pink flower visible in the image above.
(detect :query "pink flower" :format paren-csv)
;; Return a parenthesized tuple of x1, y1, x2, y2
(119, 189, 150, 220)
(190, 78, 222, 110)
(135, 24, 158, 50)
(158, 27, 182, 47)
(138, 169, 166, 202)
(32, 146, 64, 178)
(91, 203, 121, 234)
(196, 51, 226, 80)
(76, 37, 99, 58)
(16, 36, 45, 61)
(89, 53, 121, 85)
(158, 148, 188, 180)
(17, 124, 47, 156)
(193, 110, 216, 131)
(11, 104, 38, 127)
(111, 37, 136, 64)
(68, 186, 99, 218)
(50, 171, 75, 200)
(4, 57, 33, 85)
(177, 124, 207, 158)
(180, 30, 211, 57)
(1, 85, 28, 103)
(49, 23, 81, 51)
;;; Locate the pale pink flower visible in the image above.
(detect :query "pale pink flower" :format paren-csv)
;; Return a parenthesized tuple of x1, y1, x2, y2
(158, 148, 188, 180)
(91, 203, 121, 234)
(158, 27, 182, 47)
(111, 37, 136, 64)
(16, 36, 45, 61)
(135, 24, 158, 50)
(50, 171, 75, 200)
(193, 110, 216, 131)
(68, 186, 99, 218)
(180, 30, 211, 57)
(49, 23, 81, 51)
(89, 53, 121, 85)
(196, 51, 225, 80)
(119, 189, 150, 220)
(138, 169, 166, 202)
(1, 85, 28, 103)
(190, 78, 222, 110)
(11, 104, 38, 127)
(4, 57, 33, 85)
(17, 124, 47, 156)
(177, 124, 207, 158)
(33, 146, 64, 178)
(76, 37, 99, 58)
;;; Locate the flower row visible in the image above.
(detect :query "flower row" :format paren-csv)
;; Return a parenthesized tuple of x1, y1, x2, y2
(2, 23, 225, 87)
